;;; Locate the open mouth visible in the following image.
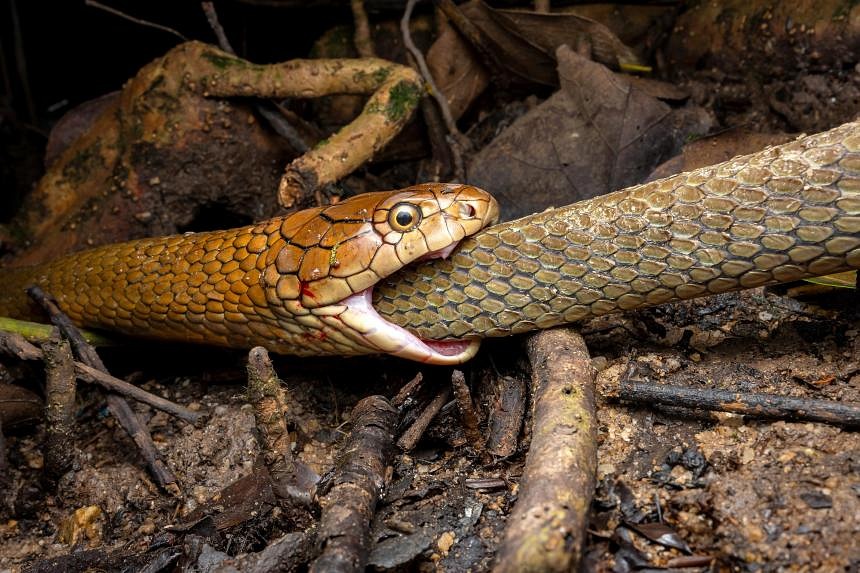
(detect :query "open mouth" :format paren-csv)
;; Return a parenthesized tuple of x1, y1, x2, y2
(338, 289, 480, 364)
(329, 243, 480, 365)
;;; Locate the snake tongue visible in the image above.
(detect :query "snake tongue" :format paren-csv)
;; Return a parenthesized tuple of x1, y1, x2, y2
(339, 289, 480, 365)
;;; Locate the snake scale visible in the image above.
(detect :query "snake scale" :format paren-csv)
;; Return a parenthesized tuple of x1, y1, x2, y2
(1, 121, 859, 363)
(375, 120, 860, 340)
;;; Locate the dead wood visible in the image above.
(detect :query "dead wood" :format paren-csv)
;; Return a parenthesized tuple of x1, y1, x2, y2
(0, 330, 202, 425)
(609, 361, 860, 427)
(42, 336, 78, 484)
(9, 42, 422, 264)
(397, 385, 450, 451)
(495, 328, 597, 573)
(246, 346, 319, 505)
(485, 374, 526, 458)
(311, 395, 398, 573)
(452, 369, 483, 448)
(27, 286, 179, 493)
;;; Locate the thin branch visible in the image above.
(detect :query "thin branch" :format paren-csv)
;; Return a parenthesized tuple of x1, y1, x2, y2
(201, 1, 234, 53)
(85, 0, 189, 41)
(609, 362, 860, 428)
(401, 0, 467, 179)
(27, 287, 180, 492)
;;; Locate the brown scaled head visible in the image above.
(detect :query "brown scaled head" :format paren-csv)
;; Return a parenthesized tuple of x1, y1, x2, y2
(269, 183, 498, 308)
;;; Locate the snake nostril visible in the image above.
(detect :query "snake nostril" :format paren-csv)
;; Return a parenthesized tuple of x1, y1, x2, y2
(462, 203, 477, 218)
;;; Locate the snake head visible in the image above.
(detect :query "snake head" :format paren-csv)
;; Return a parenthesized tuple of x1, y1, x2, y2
(265, 183, 498, 364)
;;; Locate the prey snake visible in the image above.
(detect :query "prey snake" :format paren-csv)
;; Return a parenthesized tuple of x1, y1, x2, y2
(2, 121, 859, 363)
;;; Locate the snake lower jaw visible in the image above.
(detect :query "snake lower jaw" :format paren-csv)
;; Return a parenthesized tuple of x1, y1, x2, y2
(338, 289, 481, 365)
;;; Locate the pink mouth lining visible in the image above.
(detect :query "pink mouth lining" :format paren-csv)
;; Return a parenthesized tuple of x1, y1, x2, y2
(340, 289, 476, 363)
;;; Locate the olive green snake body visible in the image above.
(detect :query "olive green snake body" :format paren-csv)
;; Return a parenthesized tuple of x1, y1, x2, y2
(2, 121, 859, 363)
(374, 120, 860, 340)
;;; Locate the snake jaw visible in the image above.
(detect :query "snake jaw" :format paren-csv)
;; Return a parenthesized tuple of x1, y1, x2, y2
(336, 289, 481, 365)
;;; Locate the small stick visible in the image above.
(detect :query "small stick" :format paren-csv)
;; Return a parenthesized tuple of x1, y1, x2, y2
(350, 0, 375, 57)
(27, 287, 179, 493)
(0, 330, 42, 360)
(0, 330, 202, 425)
(75, 363, 204, 425)
(0, 316, 111, 347)
(42, 336, 78, 483)
(200, 2, 311, 155)
(201, 1, 234, 53)
(397, 386, 451, 451)
(495, 329, 598, 573)
(245, 347, 318, 505)
(311, 395, 397, 573)
(0, 417, 8, 497)
(451, 369, 483, 448)
(402, 0, 466, 179)
(85, 0, 188, 41)
(391, 372, 423, 408)
(610, 363, 860, 428)
(486, 374, 526, 458)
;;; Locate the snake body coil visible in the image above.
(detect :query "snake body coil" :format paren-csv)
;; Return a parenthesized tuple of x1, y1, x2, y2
(375, 121, 860, 339)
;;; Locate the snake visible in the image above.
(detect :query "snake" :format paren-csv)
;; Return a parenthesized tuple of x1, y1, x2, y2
(374, 121, 860, 339)
(1, 121, 859, 363)
(0, 184, 499, 365)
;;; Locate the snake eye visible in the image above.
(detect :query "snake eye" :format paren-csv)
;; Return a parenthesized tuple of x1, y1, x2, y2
(388, 203, 422, 232)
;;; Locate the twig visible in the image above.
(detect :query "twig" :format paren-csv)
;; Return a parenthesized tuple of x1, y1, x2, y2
(0, 316, 112, 347)
(495, 328, 597, 572)
(452, 369, 483, 448)
(391, 372, 423, 408)
(246, 347, 318, 505)
(610, 362, 860, 428)
(75, 363, 204, 425)
(311, 395, 398, 573)
(200, 2, 310, 155)
(43, 336, 78, 483)
(85, 0, 189, 41)
(26, 286, 180, 493)
(350, 0, 375, 57)
(486, 374, 526, 458)
(201, 2, 234, 52)
(401, 0, 467, 179)
(397, 386, 450, 451)
(0, 330, 201, 425)
(0, 329, 42, 360)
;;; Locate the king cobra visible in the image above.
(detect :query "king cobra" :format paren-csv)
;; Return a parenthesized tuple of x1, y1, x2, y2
(0, 184, 499, 364)
(2, 121, 859, 363)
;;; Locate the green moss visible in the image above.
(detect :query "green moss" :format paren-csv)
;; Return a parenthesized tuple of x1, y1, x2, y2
(383, 81, 421, 122)
(202, 50, 247, 69)
(62, 142, 103, 185)
(372, 66, 391, 85)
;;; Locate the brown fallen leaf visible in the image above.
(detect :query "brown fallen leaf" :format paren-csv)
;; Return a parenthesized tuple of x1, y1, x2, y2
(427, 0, 644, 119)
(467, 45, 711, 221)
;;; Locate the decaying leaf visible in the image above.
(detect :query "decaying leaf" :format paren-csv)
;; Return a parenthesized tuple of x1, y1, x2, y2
(467, 45, 710, 220)
(426, 0, 644, 119)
